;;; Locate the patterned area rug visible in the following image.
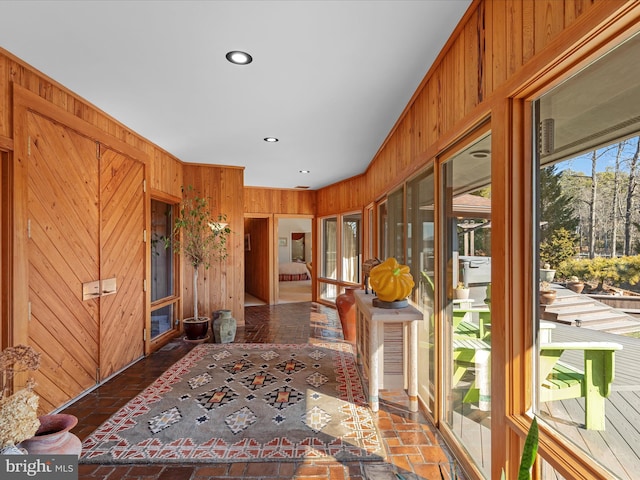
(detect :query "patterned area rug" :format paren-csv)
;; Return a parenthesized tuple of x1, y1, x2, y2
(80, 342, 385, 463)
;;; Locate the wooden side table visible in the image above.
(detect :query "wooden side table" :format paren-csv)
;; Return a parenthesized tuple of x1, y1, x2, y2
(353, 289, 423, 412)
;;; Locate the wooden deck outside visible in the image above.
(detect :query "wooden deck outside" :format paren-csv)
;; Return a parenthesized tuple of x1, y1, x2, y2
(450, 323, 640, 479)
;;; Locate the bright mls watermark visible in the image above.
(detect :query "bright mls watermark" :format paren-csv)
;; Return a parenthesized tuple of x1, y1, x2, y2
(1, 455, 77, 480)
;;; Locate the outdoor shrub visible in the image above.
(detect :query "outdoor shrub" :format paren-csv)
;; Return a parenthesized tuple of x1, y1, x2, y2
(539, 227, 577, 268)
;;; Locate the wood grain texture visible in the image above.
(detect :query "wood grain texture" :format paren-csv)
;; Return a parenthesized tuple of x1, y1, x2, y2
(150, 148, 183, 198)
(317, 0, 603, 210)
(27, 112, 99, 413)
(244, 217, 272, 303)
(182, 165, 245, 325)
(244, 187, 316, 215)
(99, 146, 145, 380)
(316, 175, 366, 217)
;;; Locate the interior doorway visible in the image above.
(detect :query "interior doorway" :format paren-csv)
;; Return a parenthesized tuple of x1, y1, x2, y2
(244, 215, 272, 306)
(276, 216, 313, 304)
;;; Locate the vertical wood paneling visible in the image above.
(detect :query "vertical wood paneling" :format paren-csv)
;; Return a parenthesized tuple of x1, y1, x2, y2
(244, 217, 271, 302)
(506, 0, 524, 77)
(0, 55, 8, 138)
(491, 0, 508, 89)
(566, 0, 594, 24)
(316, 174, 368, 217)
(411, 92, 426, 157)
(522, 0, 536, 63)
(244, 187, 316, 215)
(535, 0, 566, 53)
(150, 148, 183, 197)
(428, 68, 441, 148)
(183, 165, 244, 325)
(464, 10, 481, 114)
(100, 147, 145, 380)
(318, 0, 609, 214)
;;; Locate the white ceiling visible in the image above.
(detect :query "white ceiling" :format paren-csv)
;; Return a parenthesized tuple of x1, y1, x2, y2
(0, 0, 471, 190)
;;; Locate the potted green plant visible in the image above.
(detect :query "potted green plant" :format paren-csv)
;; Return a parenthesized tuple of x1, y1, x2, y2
(168, 186, 231, 341)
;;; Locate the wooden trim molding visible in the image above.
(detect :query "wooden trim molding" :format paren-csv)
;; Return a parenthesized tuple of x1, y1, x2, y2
(0, 134, 13, 152)
(12, 84, 150, 166)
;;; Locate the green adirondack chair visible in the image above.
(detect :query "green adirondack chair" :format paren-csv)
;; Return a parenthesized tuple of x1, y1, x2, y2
(539, 341, 622, 431)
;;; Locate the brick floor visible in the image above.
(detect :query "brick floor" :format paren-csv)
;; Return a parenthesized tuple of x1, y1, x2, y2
(63, 302, 462, 479)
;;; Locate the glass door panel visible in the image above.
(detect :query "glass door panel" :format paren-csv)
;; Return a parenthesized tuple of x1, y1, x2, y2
(150, 199, 176, 339)
(533, 32, 640, 479)
(341, 213, 361, 283)
(407, 166, 436, 414)
(442, 134, 492, 477)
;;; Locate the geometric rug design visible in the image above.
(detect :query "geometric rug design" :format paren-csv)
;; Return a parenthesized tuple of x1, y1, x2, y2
(80, 342, 385, 463)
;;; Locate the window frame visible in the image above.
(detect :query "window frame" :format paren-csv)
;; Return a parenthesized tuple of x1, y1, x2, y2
(317, 210, 364, 304)
(149, 194, 181, 350)
(507, 22, 640, 480)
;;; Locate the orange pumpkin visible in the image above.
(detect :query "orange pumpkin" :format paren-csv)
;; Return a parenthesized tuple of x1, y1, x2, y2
(369, 258, 415, 302)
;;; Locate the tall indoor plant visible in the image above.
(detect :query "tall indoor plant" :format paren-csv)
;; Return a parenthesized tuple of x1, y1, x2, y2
(169, 186, 231, 340)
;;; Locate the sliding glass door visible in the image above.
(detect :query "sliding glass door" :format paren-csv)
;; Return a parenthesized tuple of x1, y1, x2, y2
(441, 134, 492, 477)
(407, 167, 436, 414)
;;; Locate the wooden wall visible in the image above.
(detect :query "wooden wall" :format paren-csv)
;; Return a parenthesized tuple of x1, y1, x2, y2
(245, 187, 316, 215)
(313, 1, 638, 479)
(0, 48, 247, 413)
(316, 0, 603, 214)
(182, 165, 245, 324)
(244, 217, 271, 303)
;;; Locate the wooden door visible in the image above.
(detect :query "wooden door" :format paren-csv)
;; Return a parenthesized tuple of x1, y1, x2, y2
(27, 112, 100, 413)
(99, 146, 145, 379)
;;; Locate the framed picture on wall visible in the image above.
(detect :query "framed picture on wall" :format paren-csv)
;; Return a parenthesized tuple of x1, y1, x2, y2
(279, 237, 287, 246)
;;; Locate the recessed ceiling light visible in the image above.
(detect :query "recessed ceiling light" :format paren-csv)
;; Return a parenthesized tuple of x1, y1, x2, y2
(226, 51, 253, 65)
(299, 170, 310, 174)
(470, 150, 490, 159)
(264, 137, 279, 143)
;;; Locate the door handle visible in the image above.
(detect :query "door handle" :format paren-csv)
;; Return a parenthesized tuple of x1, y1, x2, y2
(101, 277, 117, 296)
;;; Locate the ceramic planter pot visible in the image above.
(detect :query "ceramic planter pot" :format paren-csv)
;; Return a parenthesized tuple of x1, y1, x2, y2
(336, 287, 358, 343)
(18, 414, 81, 457)
(539, 290, 557, 305)
(454, 288, 470, 299)
(567, 281, 585, 294)
(213, 309, 237, 343)
(183, 317, 210, 340)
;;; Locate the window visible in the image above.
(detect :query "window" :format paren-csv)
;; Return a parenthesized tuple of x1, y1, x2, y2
(441, 133, 492, 478)
(386, 188, 405, 263)
(150, 199, 177, 338)
(319, 213, 362, 303)
(407, 166, 436, 414)
(321, 217, 337, 280)
(533, 32, 640, 479)
(341, 213, 361, 283)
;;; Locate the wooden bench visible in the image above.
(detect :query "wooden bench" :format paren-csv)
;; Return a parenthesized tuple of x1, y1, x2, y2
(539, 341, 622, 431)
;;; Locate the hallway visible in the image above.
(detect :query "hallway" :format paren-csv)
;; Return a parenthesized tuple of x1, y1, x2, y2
(65, 302, 459, 479)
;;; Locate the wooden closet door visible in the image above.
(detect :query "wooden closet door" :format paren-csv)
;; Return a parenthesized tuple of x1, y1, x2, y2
(27, 112, 100, 413)
(99, 146, 145, 380)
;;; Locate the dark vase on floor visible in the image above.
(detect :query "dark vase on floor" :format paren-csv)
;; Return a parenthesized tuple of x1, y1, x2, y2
(336, 287, 358, 343)
(18, 414, 82, 457)
(183, 317, 210, 340)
